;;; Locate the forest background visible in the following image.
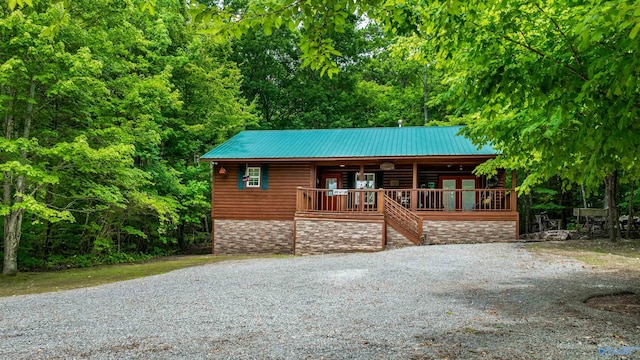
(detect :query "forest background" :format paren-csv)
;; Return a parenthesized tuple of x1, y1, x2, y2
(2, 0, 638, 274)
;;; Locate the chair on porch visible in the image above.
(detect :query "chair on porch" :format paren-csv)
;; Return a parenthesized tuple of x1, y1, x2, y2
(397, 191, 410, 208)
(475, 192, 493, 210)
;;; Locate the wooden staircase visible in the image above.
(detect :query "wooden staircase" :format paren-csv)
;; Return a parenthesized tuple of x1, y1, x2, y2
(383, 194, 423, 245)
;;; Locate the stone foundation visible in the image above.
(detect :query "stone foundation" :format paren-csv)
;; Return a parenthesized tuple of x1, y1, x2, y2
(213, 220, 293, 254)
(423, 220, 516, 244)
(385, 225, 417, 248)
(295, 219, 384, 255)
(213, 218, 517, 255)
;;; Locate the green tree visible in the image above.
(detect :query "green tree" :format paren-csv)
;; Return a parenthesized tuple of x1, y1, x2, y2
(230, 15, 394, 129)
(423, 1, 640, 241)
(1, 6, 88, 274)
(2, 0, 256, 274)
(196, 0, 639, 241)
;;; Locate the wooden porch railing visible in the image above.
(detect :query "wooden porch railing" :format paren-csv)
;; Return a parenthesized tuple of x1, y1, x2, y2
(296, 187, 515, 213)
(383, 194, 422, 245)
(383, 189, 515, 212)
(296, 187, 384, 214)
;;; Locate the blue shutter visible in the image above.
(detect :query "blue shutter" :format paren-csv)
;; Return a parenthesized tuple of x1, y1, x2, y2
(261, 164, 269, 190)
(238, 164, 246, 190)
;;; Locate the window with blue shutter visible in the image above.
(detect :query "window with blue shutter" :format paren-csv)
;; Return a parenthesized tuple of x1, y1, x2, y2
(238, 164, 269, 190)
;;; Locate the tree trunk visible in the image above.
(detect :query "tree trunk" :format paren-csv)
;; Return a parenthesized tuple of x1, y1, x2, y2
(3, 172, 25, 275)
(2, 81, 36, 275)
(560, 186, 568, 230)
(43, 184, 54, 258)
(604, 172, 619, 242)
(627, 182, 634, 239)
(177, 223, 185, 251)
(3, 208, 23, 275)
(525, 192, 532, 233)
(423, 64, 429, 124)
(203, 216, 209, 235)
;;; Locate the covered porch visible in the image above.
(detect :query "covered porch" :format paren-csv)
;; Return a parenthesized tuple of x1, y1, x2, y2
(298, 159, 517, 214)
(295, 187, 516, 214)
(293, 161, 519, 253)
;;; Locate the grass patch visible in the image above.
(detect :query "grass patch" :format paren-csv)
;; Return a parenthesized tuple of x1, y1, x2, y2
(527, 239, 640, 271)
(0, 254, 289, 298)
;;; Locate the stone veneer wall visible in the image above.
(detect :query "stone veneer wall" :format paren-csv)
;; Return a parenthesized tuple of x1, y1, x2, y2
(423, 220, 516, 244)
(214, 220, 293, 254)
(385, 225, 417, 248)
(295, 219, 384, 255)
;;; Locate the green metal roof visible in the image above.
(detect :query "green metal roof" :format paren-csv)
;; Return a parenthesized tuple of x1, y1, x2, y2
(201, 126, 496, 160)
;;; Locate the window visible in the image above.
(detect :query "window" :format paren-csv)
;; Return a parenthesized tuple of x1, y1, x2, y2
(355, 172, 375, 204)
(247, 167, 261, 187)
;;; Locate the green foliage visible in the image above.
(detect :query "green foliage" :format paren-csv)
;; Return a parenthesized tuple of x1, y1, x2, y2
(2, 0, 255, 273)
(229, 14, 440, 129)
(422, 1, 640, 194)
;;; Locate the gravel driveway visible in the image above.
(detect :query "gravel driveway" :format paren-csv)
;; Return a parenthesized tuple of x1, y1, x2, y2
(1, 243, 639, 359)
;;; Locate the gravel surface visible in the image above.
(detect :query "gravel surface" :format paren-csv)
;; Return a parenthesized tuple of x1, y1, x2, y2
(1, 243, 639, 359)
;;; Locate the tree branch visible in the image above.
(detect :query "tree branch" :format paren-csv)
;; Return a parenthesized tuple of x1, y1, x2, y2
(534, 3, 583, 69)
(502, 34, 589, 82)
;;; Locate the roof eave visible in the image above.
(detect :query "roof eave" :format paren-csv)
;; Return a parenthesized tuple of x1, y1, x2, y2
(199, 154, 498, 162)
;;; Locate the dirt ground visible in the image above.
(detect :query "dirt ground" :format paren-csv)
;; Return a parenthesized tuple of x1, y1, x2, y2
(530, 238, 640, 322)
(586, 293, 640, 319)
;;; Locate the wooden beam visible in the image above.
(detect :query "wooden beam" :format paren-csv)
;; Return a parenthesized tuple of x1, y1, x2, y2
(511, 169, 518, 240)
(293, 219, 297, 255)
(411, 162, 418, 210)
(510, 170, 517, 212)
(309, 162, 316, 187)
(211, 163, 215, 254)
(359, 164, 364, 211)
(382, 222, 387, 248)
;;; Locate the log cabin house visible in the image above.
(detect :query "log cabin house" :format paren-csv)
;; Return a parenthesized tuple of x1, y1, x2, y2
(201, 126, 519, 255)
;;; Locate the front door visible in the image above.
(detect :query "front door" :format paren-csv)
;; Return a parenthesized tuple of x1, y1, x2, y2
(461, 179, 476, 211)
(321, 173, 341, 210)
(440, 176, 477, 211)
(442, 179, 457, 211)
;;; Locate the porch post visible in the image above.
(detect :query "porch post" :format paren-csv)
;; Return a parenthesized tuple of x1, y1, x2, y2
(309, 162, 316, 187)
(359, 164, 365, 211)
(510, 170, 517, 211)
(411, 162, 418, 211)
(378, 190, 385, 214)
(211, 162, 215, 255)
(511, 169, 519, 239)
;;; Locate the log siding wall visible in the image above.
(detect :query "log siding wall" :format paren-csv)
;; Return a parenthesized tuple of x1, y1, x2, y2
(213, 162, 311, 220)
